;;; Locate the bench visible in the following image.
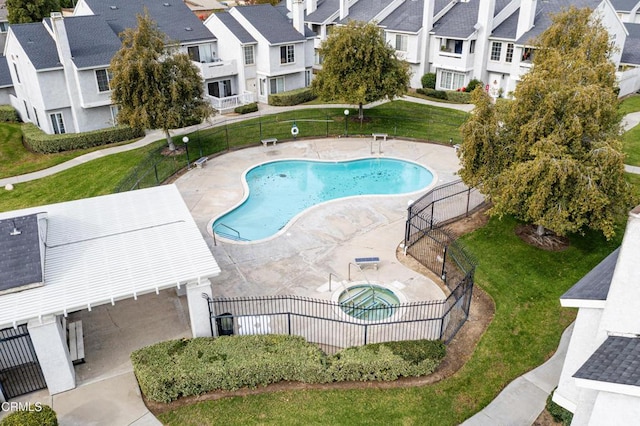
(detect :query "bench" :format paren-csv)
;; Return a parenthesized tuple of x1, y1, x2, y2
(372, 133, 388, 142)
(355, 257, 380, 270)
(67, 320, 85, 365)
(261, 138, 278, 147)
(194, 156, 208, 168)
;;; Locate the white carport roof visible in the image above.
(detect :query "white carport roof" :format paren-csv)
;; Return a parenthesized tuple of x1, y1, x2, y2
(0, 185, 220, 329)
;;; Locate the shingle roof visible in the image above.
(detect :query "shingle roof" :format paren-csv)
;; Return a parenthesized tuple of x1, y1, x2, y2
(492, 6, 520, 39)
(9, 23, 61, 70)
(516, 0, 601, 44)
(307, 0, 340, 24)
(574, 336, 640, 387)
(0, 56, 13, 87)
(610, 0, 640, 12)
(561, 248, 618, 302)
(234, 4, 305, 44)
(433, 0, 479, 38)
(213, 11, 256, 44)
(83, 0, 216, 43)
(336, 0, 390, 24)
(65, 15, 123, 69)
(622, 23, 640, 65)
(380, 0, 425, 33)
(0, 214, 43, 294)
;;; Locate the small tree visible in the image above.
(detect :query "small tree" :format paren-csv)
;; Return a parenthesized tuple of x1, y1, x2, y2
(459, 7, 632, 240)
(110, 11, 214, 150)
(7, 0, 60, 24)
(312, 21, 410, 120)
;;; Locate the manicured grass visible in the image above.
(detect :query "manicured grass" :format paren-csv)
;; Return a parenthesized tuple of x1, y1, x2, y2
(158, 216, 621, 426)
(619, 94, 640, 116)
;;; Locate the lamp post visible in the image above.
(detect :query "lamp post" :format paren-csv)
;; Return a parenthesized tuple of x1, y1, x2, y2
(344, 109, 349, 137)
(183, 136, 190, 169)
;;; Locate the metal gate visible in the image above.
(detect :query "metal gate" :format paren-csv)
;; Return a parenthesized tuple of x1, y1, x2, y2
(0, 325, 47, 399)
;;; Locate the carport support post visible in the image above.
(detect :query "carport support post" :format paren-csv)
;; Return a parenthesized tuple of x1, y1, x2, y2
(186, 279, 213, 337)
(27, 315, 75, 394)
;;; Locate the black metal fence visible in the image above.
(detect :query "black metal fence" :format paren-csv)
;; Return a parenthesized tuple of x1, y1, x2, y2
(115, 108, 465, 192)
(206, 181, 484, 349)
(0, 325, 47, 399)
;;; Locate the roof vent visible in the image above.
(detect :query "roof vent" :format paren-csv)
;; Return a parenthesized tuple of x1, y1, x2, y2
(163, 2, 171, 6)
(110, 5, 118, 10)
(185, 27, 193, 31)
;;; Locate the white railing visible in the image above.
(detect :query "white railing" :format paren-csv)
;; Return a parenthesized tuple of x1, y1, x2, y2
(194, 59, 238, 80)
(208, 91, 256, 112)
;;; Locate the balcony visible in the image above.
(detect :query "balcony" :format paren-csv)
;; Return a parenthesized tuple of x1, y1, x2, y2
(208, 91, 255, 113)
(193, 59, 238, 80)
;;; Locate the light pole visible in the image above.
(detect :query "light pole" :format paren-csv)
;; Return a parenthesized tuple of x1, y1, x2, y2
(344, 109, 349, 137)
(183, 136, 190, 169)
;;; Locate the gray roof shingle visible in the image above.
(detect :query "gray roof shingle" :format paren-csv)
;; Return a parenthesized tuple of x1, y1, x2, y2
(574, 336, 640, 387)
(84, 0, 216, 43)
(336, 0, 389, 24)
(492, 6, 520, 39)
(0, 56, 13, 87)
(10, 23, 61, 70)
(516, 0, 601, 44)
(213, 11, 256, 44)
(307, 0, 340, 24)
(65, 15, 123, 69)
(0, 215, 43, 293)
(561, 248, 618, 302)
(433, 0, 479, 38)
(380, 0, 425, 33)
(622, 23, 640, 65)
(234, 4, 305, 44)
(610, 0, 640, 12)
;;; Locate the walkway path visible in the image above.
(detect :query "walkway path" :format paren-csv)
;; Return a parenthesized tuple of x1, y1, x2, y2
(0, 96, 471, 187)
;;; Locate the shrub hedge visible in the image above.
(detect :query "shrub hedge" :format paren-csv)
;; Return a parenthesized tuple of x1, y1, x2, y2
(234, 102, 258, 114)
(0, 404, 57, 426)
(131, 335, 446, 403)
(268, 88, 316, 106)
(0, 105, 19, 122)
(445, 91, 472, 103)
(546, 389, 573, 425)
(421, 73, 436, 89)
(23, 123, 145, 154)
(417, 88, 447, 100)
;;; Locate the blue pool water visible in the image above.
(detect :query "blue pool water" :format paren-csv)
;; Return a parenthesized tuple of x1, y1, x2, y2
(212, 158, 433, 241)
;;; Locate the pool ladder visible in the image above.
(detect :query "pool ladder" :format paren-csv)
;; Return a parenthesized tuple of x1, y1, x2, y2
(212, 223, 250, 245)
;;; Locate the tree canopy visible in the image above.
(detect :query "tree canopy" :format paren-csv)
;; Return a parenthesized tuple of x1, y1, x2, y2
(312, 21, 410, 118)
(7, 0, 60, 24)
(110, 12, 214, 150)
(458, 7, 632, 240)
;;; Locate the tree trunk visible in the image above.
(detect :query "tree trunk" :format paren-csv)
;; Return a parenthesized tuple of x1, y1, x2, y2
(535, 224, 546, 237)
(358, 103, 364, 123)
(165, 129, 176, 151)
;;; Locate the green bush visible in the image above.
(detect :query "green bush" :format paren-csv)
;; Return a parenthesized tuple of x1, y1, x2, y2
(132, 335, 447, 403)
(269, 88, 316, 106)
(22, 123, 145, 154)
(465, 79, 483, 92)
(445, 91, 472, 103)
(0, 105, 19, 122)
(235, 102, 258, 114)
(417, 88, 447, 100)
(546, 389, 573, 425)
(0, 404, 57, 426)
(421, 73, 436, 89)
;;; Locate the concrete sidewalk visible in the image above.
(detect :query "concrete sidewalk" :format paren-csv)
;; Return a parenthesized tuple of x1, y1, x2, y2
(462, 323, 574, 426)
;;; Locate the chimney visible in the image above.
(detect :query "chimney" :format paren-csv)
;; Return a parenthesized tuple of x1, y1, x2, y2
(418, 0, 436, 77)
(292, 0, 305, 35)
(340, 0, 349, 20)
(50, 12, 72, 64)
(306, 0, 317, 14)
(472, 0, 496, 83)
(516, 0, 537, 39)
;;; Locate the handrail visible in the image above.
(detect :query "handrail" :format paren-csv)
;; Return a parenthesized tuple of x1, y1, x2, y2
(347, 262, 377, 304)
(213, 223, 244, 241)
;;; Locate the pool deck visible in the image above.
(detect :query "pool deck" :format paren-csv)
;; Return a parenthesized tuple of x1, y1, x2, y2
(176, 137, 461, 302)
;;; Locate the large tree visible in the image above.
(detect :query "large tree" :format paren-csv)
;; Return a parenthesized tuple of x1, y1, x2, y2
(312, 21, 410, 120)
(110, 12, 214, 151)
(459, 7, 632, 240)
(7, 0, 60, 24)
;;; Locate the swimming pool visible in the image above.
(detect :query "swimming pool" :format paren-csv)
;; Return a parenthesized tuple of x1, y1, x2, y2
(212, 158, 433, 241)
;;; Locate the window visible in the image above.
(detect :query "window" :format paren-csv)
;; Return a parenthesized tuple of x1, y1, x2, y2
(469, 40, 476, 54)
(439, 70, 465, 90)
(505, 43, 514, 63)
(110, 105, 119, 125)
(33, 107, 39, 126)
(305, 69, 312, 87)
(50, 113, 65, 134)
(188, 46, 201, 62)
(13, 63, 20, 84)
(95, 69, 112, 92)
(395, 34, 407, 52)
(23, 101, 29, 119)
(521, 47, 534, 62)
(490, 42, 502, 61)
(454, 40, 463, 54)
(0, 22, 8, 33)
(280, 45, 295, 64)
(208, 80, 232, 98)
(269, 76, 285, 94)
(244, 45, 255, 66)
(314, 49, 323, 65)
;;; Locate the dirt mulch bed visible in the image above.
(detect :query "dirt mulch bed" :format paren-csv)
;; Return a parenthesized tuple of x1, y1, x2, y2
(144, 208, 496, 415)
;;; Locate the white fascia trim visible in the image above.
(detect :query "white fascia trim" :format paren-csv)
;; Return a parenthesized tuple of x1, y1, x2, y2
(560, 299, 607, 309)
(575, 378, 640, 398)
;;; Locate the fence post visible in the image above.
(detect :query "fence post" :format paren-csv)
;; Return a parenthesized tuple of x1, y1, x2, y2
(364, 324, 368, 345)
(430, 202, 435, 230)
(466, 187, 471, 216)
(259, 118, 262, 140)
(441, 245, 448, 283)
(287, 313, 291, 335)
(225, 125, 230, 150)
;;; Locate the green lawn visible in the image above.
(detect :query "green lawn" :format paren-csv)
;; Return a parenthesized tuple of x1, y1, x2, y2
(619, 94, 640, 116)
(158, 216, 620, 425)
